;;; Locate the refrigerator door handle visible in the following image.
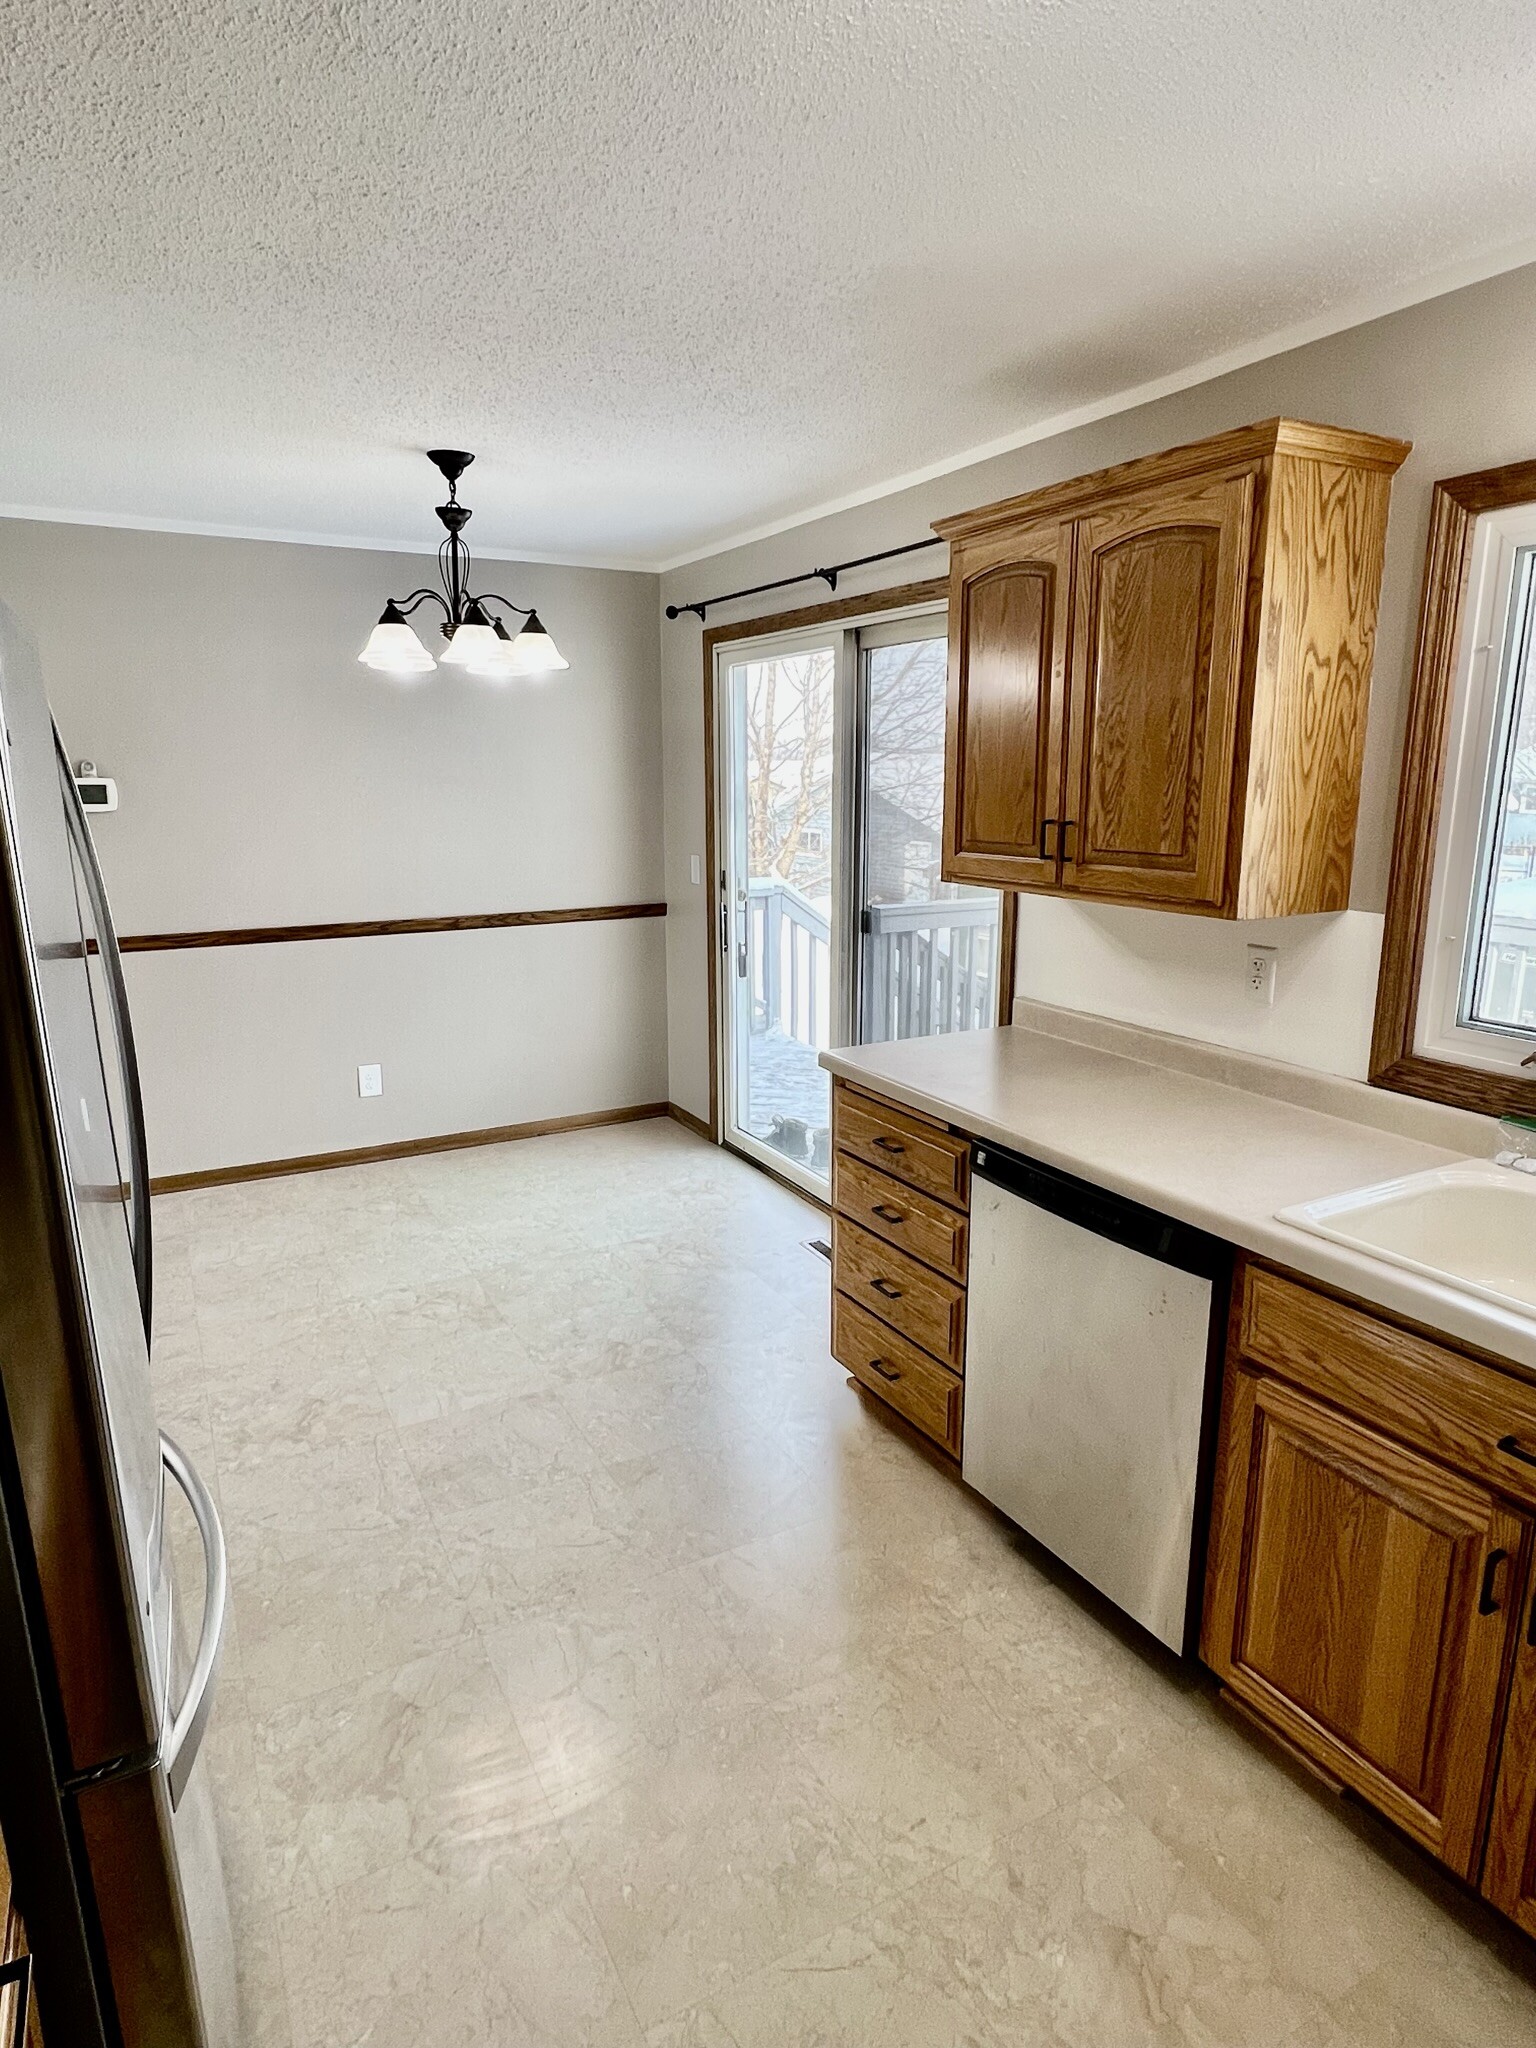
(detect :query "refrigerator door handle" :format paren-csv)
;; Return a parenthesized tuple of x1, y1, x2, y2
(159, 1433, 228, 1808)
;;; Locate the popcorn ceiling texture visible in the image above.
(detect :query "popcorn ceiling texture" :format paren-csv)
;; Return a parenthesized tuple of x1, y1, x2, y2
(2, 0, 1534, 563)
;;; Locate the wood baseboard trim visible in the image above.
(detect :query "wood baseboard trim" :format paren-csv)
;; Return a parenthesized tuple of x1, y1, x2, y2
(150, 1101, 670, 1194)
(666, 1102, 714, 1142)
(122, 902, 667, 953)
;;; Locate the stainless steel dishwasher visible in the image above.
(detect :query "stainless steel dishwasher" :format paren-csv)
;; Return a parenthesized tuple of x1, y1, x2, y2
(963, 1144, 1230, 1654)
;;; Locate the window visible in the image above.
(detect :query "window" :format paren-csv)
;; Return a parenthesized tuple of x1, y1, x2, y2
(1373, 461, 1536, 1116)
(1417, 502, 1536, 1069)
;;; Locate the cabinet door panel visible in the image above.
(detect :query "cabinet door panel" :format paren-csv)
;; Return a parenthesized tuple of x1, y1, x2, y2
(1064, 473, 1253, 908)
(1483, 1571, 1536, 1936)
(1203, 1366, 1524, 1875)
(943, 521, 1069, 888)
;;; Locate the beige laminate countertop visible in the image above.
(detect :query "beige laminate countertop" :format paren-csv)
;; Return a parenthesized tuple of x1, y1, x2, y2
(821, 1022, 1536, 1379)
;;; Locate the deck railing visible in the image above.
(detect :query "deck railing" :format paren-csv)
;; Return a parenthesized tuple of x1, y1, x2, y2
(747, 880, 831, 1046)
(861, 897, 998, 1043)
(748, 882, 998, 1048)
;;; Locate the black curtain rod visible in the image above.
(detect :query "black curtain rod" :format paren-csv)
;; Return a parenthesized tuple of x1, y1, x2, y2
(663, 536, 944, 622)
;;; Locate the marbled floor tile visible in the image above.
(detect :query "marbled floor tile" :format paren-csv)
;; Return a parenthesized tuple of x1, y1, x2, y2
(191, 1245, 339, 1327)
(398, 1386, 602, 1510)
(202, 1305, 386, 1451)
(696, 1512, 964, 1702)
(933, 1785, 1327, 2048)
(481, 1562, 758, 1818)
(596, 1432, 824, 1572)
(768, 1623, 1087, 1889)
(277, 1837, 644, 2048)
(644, 1873, 1067, 2048)
(427, 1460, 672, 1627)
(218, 1424, 427, 1539)
(149, 1127, 1536, 2048)
(362, 1275, 540, 1424)
(250, 1639, 550, 1907)
(231, 1518, 474, 1714)
(555, 1687, 896, 2029)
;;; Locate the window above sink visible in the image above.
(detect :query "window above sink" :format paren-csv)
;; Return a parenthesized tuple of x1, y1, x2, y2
(1374, 457, 1536, 1120)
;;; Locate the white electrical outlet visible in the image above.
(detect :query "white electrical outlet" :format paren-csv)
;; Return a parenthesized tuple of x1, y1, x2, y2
(1245, 945, 1278, 1006)
(357, 1063, 383, 1098)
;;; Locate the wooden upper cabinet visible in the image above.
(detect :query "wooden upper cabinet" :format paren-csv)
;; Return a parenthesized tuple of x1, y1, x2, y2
(1064, 474, 1251, 909)
(934, 419, 1410, 917)
(1203, 1362, 1526, 1878)
(943, 519, 1069, 889)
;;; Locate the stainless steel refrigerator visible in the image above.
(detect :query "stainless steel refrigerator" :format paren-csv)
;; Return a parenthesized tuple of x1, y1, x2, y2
(0, 601, 236, 2046)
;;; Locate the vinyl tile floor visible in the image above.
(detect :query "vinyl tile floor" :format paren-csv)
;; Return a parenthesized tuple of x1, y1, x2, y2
(150, 1118, 1536, 2047)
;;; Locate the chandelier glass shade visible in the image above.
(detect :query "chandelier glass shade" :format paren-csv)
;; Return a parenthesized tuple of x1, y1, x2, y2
(358, 451, 567, 679)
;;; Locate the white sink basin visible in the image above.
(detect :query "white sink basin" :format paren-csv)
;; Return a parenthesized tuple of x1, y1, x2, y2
(1278, 1159, 1536, 1319)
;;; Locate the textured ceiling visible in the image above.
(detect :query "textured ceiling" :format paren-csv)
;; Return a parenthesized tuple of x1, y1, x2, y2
(2, 0, 1534, 567)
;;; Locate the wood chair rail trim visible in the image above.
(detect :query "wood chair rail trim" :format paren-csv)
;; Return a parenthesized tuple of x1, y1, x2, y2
(121, 901, 667, 952)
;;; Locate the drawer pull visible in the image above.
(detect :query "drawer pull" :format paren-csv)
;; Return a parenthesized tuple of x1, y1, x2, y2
(870, 1277, 902, 1300)
(1497, 1433, 1536, 1469)
(867, 1357, 901, 1383)
(1479, 1547, 1510, 1616)
(872, 1135, 905, 1154)
(871, 1203, 906, 1223)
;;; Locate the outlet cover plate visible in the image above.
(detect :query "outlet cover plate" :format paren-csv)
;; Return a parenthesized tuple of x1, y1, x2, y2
(357, 1063, 383, 1097)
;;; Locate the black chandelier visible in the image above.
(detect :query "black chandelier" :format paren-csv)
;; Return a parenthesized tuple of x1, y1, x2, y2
(358, 449, 567, 679)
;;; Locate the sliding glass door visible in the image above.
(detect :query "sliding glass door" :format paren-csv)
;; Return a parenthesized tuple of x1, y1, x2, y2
(858, 620, 1004, 1045)
(716, 608, 1003, 1197)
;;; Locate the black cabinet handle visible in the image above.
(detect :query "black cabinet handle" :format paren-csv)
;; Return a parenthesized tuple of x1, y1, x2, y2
(1038, 816, 1058, 860)
(872, 1136, 904, 1154)
(871, 1203, 906, 1223)
(1480, 1548, 1510, 1615)
(867, 1358, 901, 1383)
(1528, 1591, 1536, 1650)
(1060, 817, 1078, 860)
(870, 1277, 902, 1300)
(1498, 1434, 1536, 1469)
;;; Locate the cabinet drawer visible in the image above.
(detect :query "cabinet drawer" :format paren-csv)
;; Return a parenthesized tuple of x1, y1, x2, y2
(833, 1084, 969, 1209)
(1237, 1265, 1536, 1511)
(832, 1151, 969, 1282)
(833, 1292, 963, 1457)
(833, 1216, 966, 1370)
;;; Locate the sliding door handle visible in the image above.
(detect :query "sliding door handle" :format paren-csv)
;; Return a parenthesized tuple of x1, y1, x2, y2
(161, 1433, 229, 1807)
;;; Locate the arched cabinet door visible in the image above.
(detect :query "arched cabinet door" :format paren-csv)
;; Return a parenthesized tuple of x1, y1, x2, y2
(1060, 472, 1254, 910)
(942, 518, 1071, 890)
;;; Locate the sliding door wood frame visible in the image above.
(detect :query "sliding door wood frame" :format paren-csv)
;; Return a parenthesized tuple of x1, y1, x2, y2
(1370, 457, 1536, 1118)
(698, 578, 1018, 1146)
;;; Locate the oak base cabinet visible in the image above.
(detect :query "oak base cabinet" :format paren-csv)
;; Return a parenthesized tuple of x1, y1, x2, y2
(937, 419, 1411, 918)
(1204, 1262, 1536, 1928)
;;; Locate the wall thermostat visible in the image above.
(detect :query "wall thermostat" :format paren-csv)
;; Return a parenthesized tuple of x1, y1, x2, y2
(73, 760, 118, 812)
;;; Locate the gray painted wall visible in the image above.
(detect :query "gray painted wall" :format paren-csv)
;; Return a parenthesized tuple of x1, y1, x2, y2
(0, 521, 666, 1176)
(659, 263, 1536, 1117)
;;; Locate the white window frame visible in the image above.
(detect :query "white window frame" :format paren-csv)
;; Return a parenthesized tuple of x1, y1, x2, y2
(1417, 498, 1536, 1072)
